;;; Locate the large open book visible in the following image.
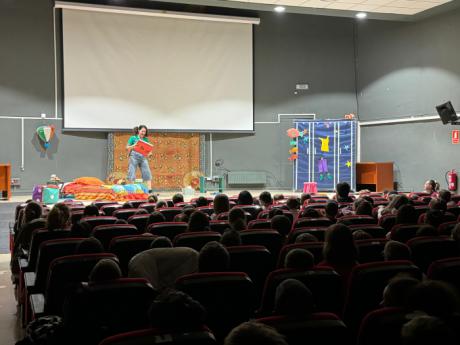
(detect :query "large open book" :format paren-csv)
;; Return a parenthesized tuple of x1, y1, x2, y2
(133, 139, 153, 157)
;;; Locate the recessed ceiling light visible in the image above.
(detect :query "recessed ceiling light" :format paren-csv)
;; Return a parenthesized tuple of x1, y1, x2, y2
(274, 6, 286, 13)
(356, 12, 367, 19)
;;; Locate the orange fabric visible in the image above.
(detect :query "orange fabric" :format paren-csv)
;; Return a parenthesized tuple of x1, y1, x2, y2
(73, 177, 105, 186)
(112, 132, 201, 189)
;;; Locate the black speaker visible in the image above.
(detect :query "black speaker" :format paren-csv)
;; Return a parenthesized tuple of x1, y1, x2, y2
(436, 101, 458, 125)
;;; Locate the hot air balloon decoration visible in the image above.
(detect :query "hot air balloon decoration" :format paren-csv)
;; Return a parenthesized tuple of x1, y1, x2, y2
(36, 125, 55, 149)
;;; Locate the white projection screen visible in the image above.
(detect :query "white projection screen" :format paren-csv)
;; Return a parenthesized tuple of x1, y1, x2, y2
(60, 7, 255, 132)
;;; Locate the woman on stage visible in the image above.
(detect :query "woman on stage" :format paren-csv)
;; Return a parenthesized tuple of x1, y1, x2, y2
(126, 125, 153, 191)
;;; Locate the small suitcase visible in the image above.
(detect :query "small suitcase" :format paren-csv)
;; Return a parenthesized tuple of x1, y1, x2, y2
(42, 187, 60, 204)
(32, 185, 44, 202)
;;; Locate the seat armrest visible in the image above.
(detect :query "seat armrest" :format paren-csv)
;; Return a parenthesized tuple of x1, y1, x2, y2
(30, 294, 45, 319)
(24, 272, 36, 289)
(19, 258, 29, 270)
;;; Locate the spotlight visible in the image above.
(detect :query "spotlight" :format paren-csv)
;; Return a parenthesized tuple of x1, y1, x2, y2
(356, 12, 367, 19)
(274, 6, 286, 13)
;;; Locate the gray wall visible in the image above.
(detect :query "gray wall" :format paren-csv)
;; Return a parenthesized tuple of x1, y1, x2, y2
(356, 8, 460, 191)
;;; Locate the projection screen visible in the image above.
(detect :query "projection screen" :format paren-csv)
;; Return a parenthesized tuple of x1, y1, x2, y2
(59, 6, 256, 131)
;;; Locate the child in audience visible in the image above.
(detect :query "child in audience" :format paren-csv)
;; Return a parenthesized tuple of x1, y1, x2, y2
(228, 207, 247, 230)
(259, 191, 273, 210)
(284, 249, 314, 270)
(224, 322, 288, 345)
(379, 194, 410, 219)
(237, 190, 254, 205)
(274, 279, 314, 317)
(324, 201, 339, 222)
(47, 203, 71, 231)
(221, 229, 242, 247)
(295, 233, 319, 243)
(382, 275, 419, 308)
(383, 241, 412, 261)
(198, 241, 230, 272)
(74, 238, 104, 254)
(395, 204, 417, 224)
(211, 194, 230, 220)
(148, 211, 166, 225)
(187, 211, 210, 232)
(334, 182, 353, 203)
(270, 215, 292, 237)
(172, 193, 184, 205)
(88, 259, 122, 283)
(424, 179, 439, 197)
(195, 196, 209, 207)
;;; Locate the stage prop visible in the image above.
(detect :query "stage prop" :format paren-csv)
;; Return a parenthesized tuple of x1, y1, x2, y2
(356, 162, 394, 192)
(293, 119, 357, 192)
(0, 163, 11, 200)
(36, 125, 55, 149)
(109, 132, 201, 190)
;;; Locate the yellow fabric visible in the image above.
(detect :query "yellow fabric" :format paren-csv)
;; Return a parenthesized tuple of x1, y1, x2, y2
(319, 136, 330, 152)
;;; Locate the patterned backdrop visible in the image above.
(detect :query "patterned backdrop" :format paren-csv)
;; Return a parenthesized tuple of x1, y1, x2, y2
(110, 132, 201, 189)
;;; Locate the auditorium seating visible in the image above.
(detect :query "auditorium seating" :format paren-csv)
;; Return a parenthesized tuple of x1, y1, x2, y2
(357, 307, 408, 345)
(138, 203, 156, 213)
(293, 217, 333, 229)
(239, 229, 284, 257)
(113, 209, 139, 221)
(277, 242, 324, 267)
(173, 232, 222, 251)
(427, 257, 460, 292)
(81, 216, 118, 230)
(158, 207, 183, 222)
(406, 236, 459, 272)
(92, 224, 141, 250)
(109, 235, 157, 275)
(148, 222, 188, 240)
(338, 215, 377, 226)
(126, 200, 149, 208)
(287, 227, 327, 243)
(101, 204, 123, 216)
(389, 224, 420, 242)
(127, 214, 151, 233)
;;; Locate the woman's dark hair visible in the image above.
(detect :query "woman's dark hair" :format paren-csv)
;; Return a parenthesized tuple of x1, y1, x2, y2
(336, 182, 351, 200)
(271, 215, 292, 237)
(237, 191, 254, 205)
(355, 200, 373, 217)
(274, 279, 314, 317)
(47, 203, 71, 231)
(259, 191, 273, 207)
(286, 197, 300, 211)
(382, 194, 410, 214)
(323, 223, 357, 265)
(213, 194, 230, 216)
(284, 249, 314, 270)
(195, 196, 209, 207)
(134, 125, 148, 136)
(172, 193, 184, 205)
(229, 207, 247, 226)
(149, 211, 166, 225)
(88, 259, 122, 283)
(24, 201, 43, 224)
(396, 204, 417, 224)
(149, 290, 206, 330)
(325, 201, 339, 218)
(75, 237, 104, 254)
(188, 211, 210, 232)
(426, 179, 439, 192)
(268, 208, 284, 219)
(221, 229, 242, 247)
(83, 205, 99, 217)
(198, 241, 230, 272)
(148, 194, 158, 203)
(151, 236, 173, 248)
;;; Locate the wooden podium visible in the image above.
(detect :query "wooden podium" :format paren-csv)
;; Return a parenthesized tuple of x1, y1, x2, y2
(0, 163, 11, 200)
(356, 162, 394, 192)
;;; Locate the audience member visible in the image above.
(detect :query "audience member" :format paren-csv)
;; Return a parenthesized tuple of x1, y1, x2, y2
(259, 191, 273, 209)
(300, 193, 311, 207)
(300, 207, 321, 218)
(355, 200, 373, 217)
(383, 240, 412, 261)
(212, 194, 230, 219)
(172, 193, 184, 205)
(228, 207, 247, 230)
(83, 205, 99, 217)
(148, 211, 166, 225)
(424, 179, 439, 197)
(188, 211, 210, 232)
(237, 190, 254, 205)
(198, 241, 230, 272)
(380, 194, 410, 218)
(268, 208, 284, 219)
(284, 249, 314, 270)
(221, 229, 242, 247)
(396, 204, 417, 224)
(70, 221, 91, 237)
(74, 238, 104, 254)
(224, 321, 288, 345)
(402, 315, 457, 345)
(47, 203, 71, 231)
(424, 209, 444, 228)
(352, 230, 372, 240)
(88, 259, 122, 283)
(335, 182, 353, 203)
(295, 233, 319, 243)
(195, 196, 209, 207)
(271, 215, 291, 237)
(416, 225, 437, 237)
(155, 200, 168, 210)
(150, 236, 173, 248)
(382, 275, 419, 308)
(148, 194, 158, 203)
(325, 201, 339, 222)
(274, 279, 314, 317)
(438, 189, 456, 207)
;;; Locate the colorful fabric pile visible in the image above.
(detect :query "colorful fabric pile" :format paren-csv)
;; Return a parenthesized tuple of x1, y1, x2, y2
(62, 177, 149, 201)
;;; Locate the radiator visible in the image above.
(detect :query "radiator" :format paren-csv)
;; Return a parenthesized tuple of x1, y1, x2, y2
(227, 171, 267, 185)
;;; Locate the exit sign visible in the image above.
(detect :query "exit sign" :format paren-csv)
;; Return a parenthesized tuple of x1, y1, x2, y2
(453, 130, 460, 144)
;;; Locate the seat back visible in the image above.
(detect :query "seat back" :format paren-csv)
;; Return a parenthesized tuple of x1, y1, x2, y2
(173, 232, 222, 251)
(100, 204, 123, 216)
(127, 200, 149, 208)
(93, 201, 119, 210)
(138, 203, 156, 213)
(99, 327, 216, 345)
(355, 239, 387, 263)
(45, 253, 118, 315)
(176, 272, 256, 339)
(209, 221, 230, 234)
(28, 230, 70, 271)
(378, 214, 396, 233)
(287, 227, 327, 243)
(109, 235, 157, 275)
(389, 224, 420, 243)
(258, 313, 351, 345)
(277, 243, 324, 267)
(240, 230, 284, 257)
(71, 210, 85, 225)
(158, 208, 184, 222)
(227, 245, 274, 296)
(196, 206, 214, 216)
(81, 216, 118, 231)
(65, 278, 157, 344)
(92, 224, 141, 250)
(113, 209, 139, 221)
(234, 205, 263, 221)
(148, 222, 188, 240)
(407, 236, 459, 272)
(338, 215, 377, 226)
(260, 268, 342, 316)
(247, 219, 272, 230)
(343, 261, 422, 333)
(357, 307, 407, 345)
(294, 217, 333, 229)
(350, 225, 387, 239)
(127, 214, 151, 233)
(427, 257, 460, 293)
(437, 221, 457, 236)
(34, 238, 85, 292)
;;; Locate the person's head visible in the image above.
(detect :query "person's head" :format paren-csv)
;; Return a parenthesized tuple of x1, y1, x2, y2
(452, 223, 460, 243)
(286, 197, 300, 211)
(386, 194, 410, 212)
(213, 194, 230, 215)
(438, 190, 451, 203)
(148, 194, 158, 203)
(355, 200, 373, 217)
(122, 202, 133, 209)
(259, 191, 273, 208)
(336, 182, 351, 199)
(396, 204, 417, 224)
(150, 236, 173, 248)
(361, 195, 374, 206)
(115, 219, 128, 224)
(352, 230, 372, 240)
(46, 203, 71, 231)
(88, 258, 122, 283)
(188, 211, 210, 232)
(237, 191, 253, 205)
(424, 209, 444, 228)
(274, 279, 314, 317)
(228, 207, 247, 227)
(301, 207, 321, 218)
(384, 240, 412, 261)
(195, 196, 209, 207)
(75, 237, 104, 254)
(300, 193, 311, 207)
(24, 201, 43, 224)
(295, 233, 319, 243)
(382, 275, 420, 308)
(416, 225, 437, 237)
(155, 200, 167, 210)
(149, 290, 206, 330)
(71, 221, 91, 237)
(270, 215, 292, 237)
(224, 322, 288, 345)
(230, 218, 247, 232)
(402, 315, 456, 345)
(134, 125, 148, 138)
(424, 179, 438, 193)
(428, 199, 447, 212)
(198, 241, 230, 272)
(221, 229, 242, 247)
(273, 194, 284, 202)
(407, 280, 460, 318)
(148, 211, 166, 225)
(323, 223, 357, 265)
(172, 193, 184, 205)
(325, 201, 339, 218)
(268, 208, 284, 219)
(284, 249, 314, 270)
